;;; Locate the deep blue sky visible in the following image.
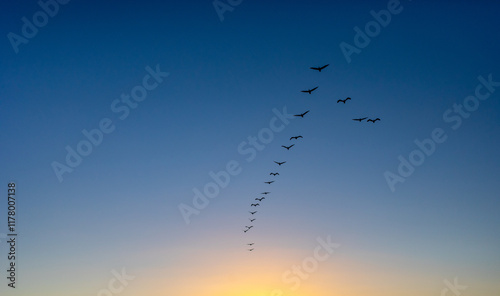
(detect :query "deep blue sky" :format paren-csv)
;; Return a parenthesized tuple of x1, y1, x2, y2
(1, 1, 499, 295)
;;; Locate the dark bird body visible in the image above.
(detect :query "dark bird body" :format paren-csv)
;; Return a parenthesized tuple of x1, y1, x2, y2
(270, 172, 279, 176)
(310, 64, 329, 72)
(249, 211, 257, 215)
(256, 197, 265, 201)
(301, 87, 318, 94)
(290, 136, 303, 140)
(274, 161, 286, 166)
(261, 192, 270, 195)
(294, 110, 310, 118)
(264, 181, 275, 184)
(367, 118, 381, 123)
(282, 144, 295, 150)
(251, 203, 260, 207)
(337, 97, 351, 104)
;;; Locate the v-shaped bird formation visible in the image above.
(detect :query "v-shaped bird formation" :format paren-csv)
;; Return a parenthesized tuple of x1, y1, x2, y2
(243, 63, 382, 251)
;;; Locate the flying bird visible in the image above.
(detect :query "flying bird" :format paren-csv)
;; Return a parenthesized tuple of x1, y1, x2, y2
(261, 192, 270, 195)
(310, 64, 329, 72)
(367, 118, 381, 123)
(290, 136, 303, 140)
(251, 203, 260, 207)
(249, 211, 257, 215)
(256, 197, 265, 201)
(337, 97, 351, 104)
(248, 248, 254, 251)
(274, 161, 286, 166)
(264, 181, 275, 184)
(301, 87, 318, 94)
(247, 243, 254, 246)
(249, 218, 256, 222)
(270, 172, 279, 176)
(243, 229, 249, 233)
(352, 117, 368, 122)
(294, 110, 310, 118)
(245, 226, 253, 229)
(282, 144, 294, 150)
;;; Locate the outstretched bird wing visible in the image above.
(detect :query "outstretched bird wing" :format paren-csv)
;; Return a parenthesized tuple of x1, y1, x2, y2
(320, 64, 329, 70)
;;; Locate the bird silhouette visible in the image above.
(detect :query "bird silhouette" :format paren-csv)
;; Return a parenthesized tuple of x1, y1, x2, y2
(251, 203, 260, 207)
(352, 117, 368, 122)
(310, 64, 329, 72)
(249, 211, 257, 215)
(337, 97, 351, 104)
(248, 248, 254, 251)
(261, 192, 270, 194)
(247, 243, 254, 246)
(270, 172, 279, 176)
(301, 87, 318, 94)
(294, 110, 310, 118)
(245, 226, 253, 229)
(244, 229, 249, 233)
(264, 181, 275, 184)
(367, 118, 381, 123)
(274, 161, 286, 166)
(249, 218, 256, 222)
(282, 144, 294, 150)
(256, 197, 265, 201)
(290, 135, 303, 140)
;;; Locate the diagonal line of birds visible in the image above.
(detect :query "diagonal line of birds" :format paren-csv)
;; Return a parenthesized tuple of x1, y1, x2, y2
(243, 63, 381, 251)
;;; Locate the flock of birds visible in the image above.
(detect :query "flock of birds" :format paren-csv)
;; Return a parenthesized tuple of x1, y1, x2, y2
(243, 63, 381, 251)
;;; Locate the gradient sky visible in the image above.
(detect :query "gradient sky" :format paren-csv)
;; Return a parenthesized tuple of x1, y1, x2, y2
(1, 0, 499, 295)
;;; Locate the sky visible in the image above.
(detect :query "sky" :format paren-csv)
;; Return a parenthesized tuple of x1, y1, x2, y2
(1, 0, 499, 295)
